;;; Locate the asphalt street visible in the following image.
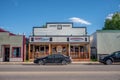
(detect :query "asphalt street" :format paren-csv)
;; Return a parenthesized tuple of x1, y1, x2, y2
(0, 63, 120, 80)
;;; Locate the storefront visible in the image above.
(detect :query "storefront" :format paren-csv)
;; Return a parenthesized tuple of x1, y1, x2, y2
(0, 28, 26, 62)
(29, 22, 90, 61)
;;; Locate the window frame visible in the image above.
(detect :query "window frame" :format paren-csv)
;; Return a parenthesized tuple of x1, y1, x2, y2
(57, 25, 62, 30)
(12, 47, 21, 58)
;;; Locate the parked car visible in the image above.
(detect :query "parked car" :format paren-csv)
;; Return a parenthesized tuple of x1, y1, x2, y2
(99, 51, 120, 65)
(34, 53, 72, 65)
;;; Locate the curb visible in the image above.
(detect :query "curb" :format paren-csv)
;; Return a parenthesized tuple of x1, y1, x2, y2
(0, 62, 33, 65)
(0, 61, 100, 65)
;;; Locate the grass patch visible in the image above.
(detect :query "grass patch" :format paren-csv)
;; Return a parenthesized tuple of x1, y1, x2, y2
(91, 59, 98, 62)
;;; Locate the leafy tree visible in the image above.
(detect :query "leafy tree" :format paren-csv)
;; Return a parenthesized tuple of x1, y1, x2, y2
(103, 12, 120, 30)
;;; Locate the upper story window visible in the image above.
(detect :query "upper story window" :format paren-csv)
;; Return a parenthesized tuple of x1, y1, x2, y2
(57, 25, 62, 30)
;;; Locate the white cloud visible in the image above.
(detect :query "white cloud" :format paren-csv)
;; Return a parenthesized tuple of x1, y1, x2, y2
(69, 17, 91, 25)
(106, 13, 113, 20)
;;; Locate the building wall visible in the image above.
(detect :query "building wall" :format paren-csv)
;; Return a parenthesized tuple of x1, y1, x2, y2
(90, 30, 120, 59)
(33, 23, 86, 36)
(53, 37, 67, 42)
(90, 32, 97, 48)
(9, 36, 24, 62)
(29, 22, 90, 61)
(0, 32, 9, 60)
(97, 30, 120, 55)
(90, 32, 97, 59)
(0, 32, 10, 44)
(0, 32, 24, 62)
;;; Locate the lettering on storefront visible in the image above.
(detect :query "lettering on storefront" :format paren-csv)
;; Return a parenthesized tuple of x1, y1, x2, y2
(30, 37, 50, 42)
(69, 37, 87, 42)
(30, 37, 89, 42)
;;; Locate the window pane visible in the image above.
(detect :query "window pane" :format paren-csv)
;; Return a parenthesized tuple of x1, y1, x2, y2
(13, 47, 21, 57)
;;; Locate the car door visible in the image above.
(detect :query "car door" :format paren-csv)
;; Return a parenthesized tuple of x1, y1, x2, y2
(54, 54, 63, 63)
(46, 54, 55, 63)
(113, 52, 120, 62)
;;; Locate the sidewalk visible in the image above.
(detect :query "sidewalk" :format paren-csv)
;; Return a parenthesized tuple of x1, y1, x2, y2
(0, 61, 100, 65)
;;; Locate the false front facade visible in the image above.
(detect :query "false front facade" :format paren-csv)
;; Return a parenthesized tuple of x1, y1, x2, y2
(29, 22, 90, 61)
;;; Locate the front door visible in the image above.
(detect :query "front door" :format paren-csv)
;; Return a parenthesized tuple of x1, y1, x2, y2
(56, 46, 63, 53)
(4, 47, 10, 62)
(46, 54, 55, 63)
(52, 45, 68, 55)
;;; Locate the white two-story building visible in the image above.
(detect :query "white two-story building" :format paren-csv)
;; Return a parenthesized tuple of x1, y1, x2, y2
(29, 22, 90, 61)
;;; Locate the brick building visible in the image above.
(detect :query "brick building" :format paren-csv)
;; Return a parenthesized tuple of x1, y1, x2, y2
(0, 28, 26, 62)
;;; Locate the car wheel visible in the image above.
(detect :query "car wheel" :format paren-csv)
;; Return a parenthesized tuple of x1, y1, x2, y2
(61, 60, 67, 65)
(38, 60, 44, 65)
(106, 59, 112, 65)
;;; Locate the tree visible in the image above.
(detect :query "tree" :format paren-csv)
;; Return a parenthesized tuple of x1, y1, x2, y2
(102, 12, 120, 30)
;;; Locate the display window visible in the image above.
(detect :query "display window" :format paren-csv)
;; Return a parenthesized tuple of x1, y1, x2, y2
(70, 45, 89, 59)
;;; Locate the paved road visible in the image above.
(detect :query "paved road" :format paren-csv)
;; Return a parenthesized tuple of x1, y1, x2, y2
(0, 64, 120, 80)
(0, 63, 120, 71)
(0, 71, 120, 80)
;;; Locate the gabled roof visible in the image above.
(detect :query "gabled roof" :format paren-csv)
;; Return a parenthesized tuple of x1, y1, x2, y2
(0, 28, 16, 36)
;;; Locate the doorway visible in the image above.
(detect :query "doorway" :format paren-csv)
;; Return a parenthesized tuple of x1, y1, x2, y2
(51, 44, 68, 55)
(4, 47, 10, 62)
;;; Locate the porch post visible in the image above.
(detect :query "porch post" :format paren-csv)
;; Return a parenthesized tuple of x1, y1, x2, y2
(33, 44, 35, 59)
(49, 44, 51, 55)
(88, 43, 91, 60)
(68, 43, 71, 56)
(28, 44, 30, 60)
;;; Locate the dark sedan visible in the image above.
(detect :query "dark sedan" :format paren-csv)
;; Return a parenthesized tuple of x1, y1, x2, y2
(99, 51, 120, 65)
(34, 53, 72, 65)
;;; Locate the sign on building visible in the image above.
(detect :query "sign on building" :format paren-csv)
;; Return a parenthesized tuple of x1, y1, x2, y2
(30, 37, 50, 42)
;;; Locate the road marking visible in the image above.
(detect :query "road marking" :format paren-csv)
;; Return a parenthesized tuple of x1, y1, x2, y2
(0, 71, 120, 75)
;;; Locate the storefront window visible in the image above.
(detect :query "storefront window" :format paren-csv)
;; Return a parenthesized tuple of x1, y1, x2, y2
(33, 45, 49, 54)
(80, 46, 84, 52)
(70, 46, 74, 52)
(62, 47, 66, 52)
(75, 47, 79, 52)
(70, 45, 89, 59)
(40, 46, 44, 52)
(12, 47, 21, 57)
(35, 46, 39, 52)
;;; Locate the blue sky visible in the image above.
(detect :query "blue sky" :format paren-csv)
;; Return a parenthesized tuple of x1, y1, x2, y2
(0, 0, 120, 36)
